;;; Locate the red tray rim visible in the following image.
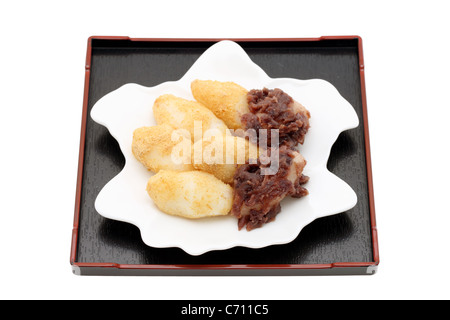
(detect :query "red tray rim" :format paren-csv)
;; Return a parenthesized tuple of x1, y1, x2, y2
(70, 35, 379, 271)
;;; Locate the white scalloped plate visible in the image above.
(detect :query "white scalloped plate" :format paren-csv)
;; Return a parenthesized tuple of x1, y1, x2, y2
(90, 40, 359, 256)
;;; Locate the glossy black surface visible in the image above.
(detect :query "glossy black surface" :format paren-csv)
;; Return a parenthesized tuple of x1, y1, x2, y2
(75, 38, 373, 267)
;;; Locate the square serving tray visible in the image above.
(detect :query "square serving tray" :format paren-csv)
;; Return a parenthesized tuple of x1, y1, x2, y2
(70, 36, 378, 276)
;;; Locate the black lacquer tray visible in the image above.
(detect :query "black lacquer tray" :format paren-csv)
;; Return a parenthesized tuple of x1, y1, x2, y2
(70, 36, 378, 275)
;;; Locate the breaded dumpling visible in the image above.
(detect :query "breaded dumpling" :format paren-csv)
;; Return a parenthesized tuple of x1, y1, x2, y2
(146, 170, 233, 219)
(192, 135, 260, 185)
(191, 80, 249, 130)
(153, 94, 229, 142)
(132, 124, 194, 172)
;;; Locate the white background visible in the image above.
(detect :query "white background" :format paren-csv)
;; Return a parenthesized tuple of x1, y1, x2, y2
(1, 0, 449, 300)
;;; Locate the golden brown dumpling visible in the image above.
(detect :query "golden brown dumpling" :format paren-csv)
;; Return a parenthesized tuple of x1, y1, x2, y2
(192, 135, 260, 185)
(190, 80, 249, 130)
(146, 170, 233, 219)
(132, 124, 194, 172)
(153, 94, 229, 142)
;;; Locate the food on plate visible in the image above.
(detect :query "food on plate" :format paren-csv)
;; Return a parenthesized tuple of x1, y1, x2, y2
(133, 80, 311, 231)
(232, 145, 309, 231)
(191, 80, 310, 148)
(132, 124, 194, 172)
(192, 135, 261, 185)
(153, 94, 229, 142)
(244, 88, 311, 147)
(191, 80, 249, 130)
(146, 170, 233, 219)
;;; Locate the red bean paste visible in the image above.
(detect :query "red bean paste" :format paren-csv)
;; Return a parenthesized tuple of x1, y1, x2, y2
(232, 146, 309, 231)
(242, 88, 310, 148)
(232, 88, 311, 231)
